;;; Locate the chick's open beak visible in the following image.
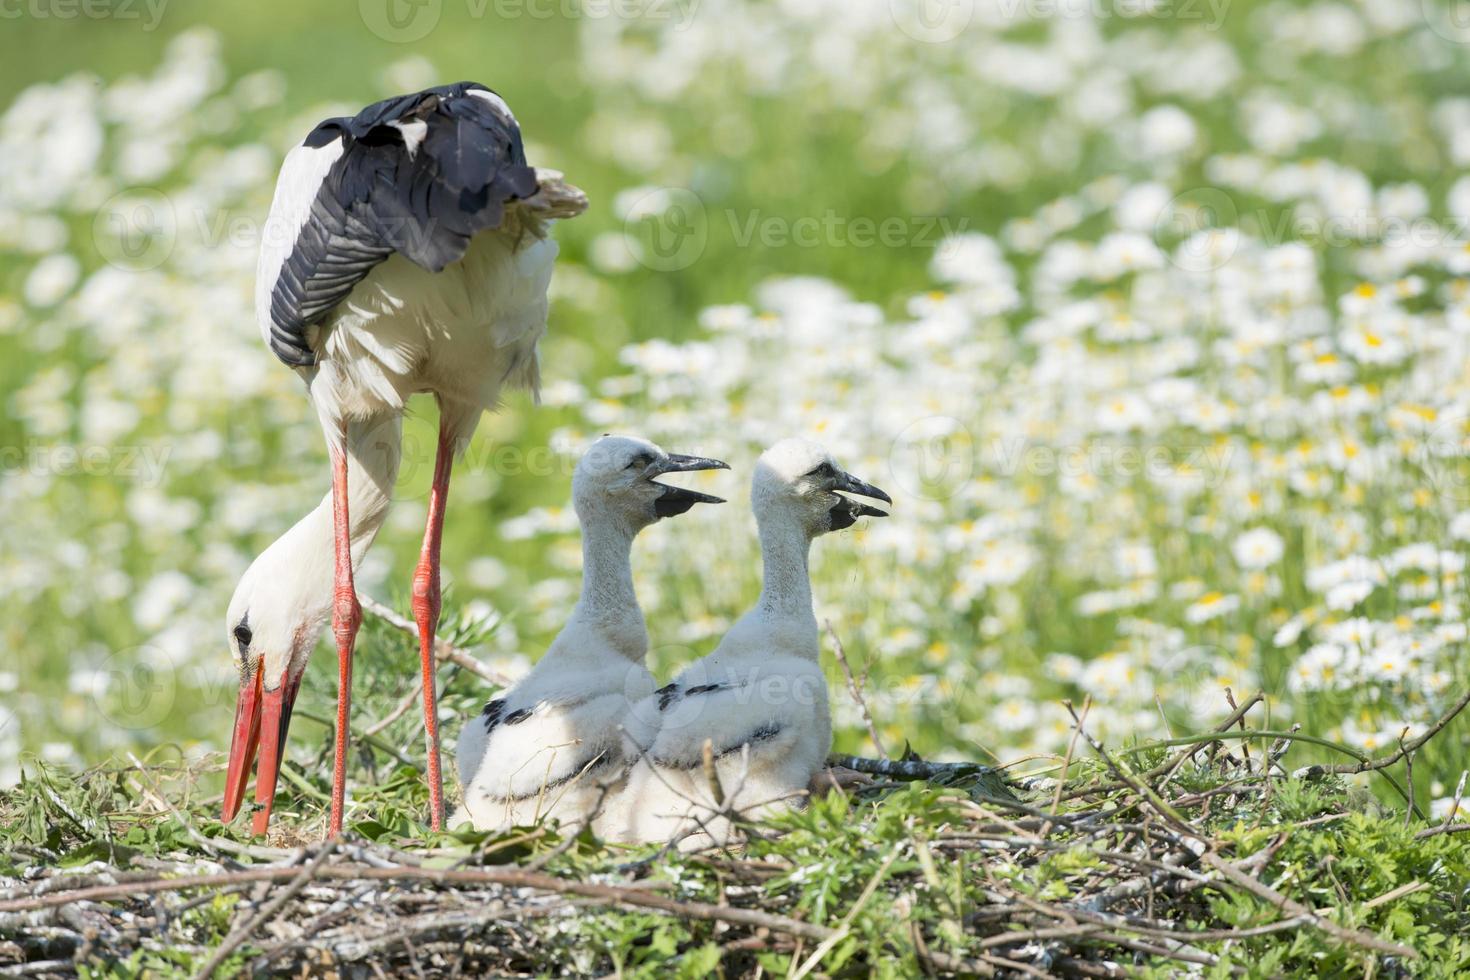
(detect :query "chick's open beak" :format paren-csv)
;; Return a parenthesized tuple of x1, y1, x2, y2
(834, 470, 892, 517)
(649, 452, 729, 517)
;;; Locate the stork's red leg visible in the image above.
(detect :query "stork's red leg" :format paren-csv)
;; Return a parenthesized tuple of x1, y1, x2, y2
(411, 424, 453, 830)
(328, 426, 361, 838)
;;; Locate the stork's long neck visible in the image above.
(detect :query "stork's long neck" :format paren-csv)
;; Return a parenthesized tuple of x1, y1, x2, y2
(566, 518, 646, 663)
(756, 509, 816, 627)
(302, 417, 400, 567)
(250, 417, 401, 656)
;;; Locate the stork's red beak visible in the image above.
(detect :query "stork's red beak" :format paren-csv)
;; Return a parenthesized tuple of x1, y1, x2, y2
(222, 669, 300, 835)
(222, 670, 261, 824)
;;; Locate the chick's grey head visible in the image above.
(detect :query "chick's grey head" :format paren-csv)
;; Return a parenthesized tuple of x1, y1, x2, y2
(752, 438, 891, 535)
(573, 434, 728, 530)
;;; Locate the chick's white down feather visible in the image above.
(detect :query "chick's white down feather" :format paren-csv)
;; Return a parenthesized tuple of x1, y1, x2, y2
(598, 439, 884, 848)
(452, 436, 723, 831)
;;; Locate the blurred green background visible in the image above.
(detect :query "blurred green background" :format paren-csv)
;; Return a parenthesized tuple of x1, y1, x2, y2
(0, 0, 945, 315)
(4, 0, 1470, 817)
(0, 0, 968, 773)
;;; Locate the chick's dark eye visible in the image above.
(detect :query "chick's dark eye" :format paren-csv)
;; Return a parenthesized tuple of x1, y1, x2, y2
(233, 623, 252, 650)
(627, 453, 653, 470)
(807, 461, 835, 478)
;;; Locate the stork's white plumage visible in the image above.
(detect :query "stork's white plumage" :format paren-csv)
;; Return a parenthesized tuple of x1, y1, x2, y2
(222, 83, 587, 836)
(452, 436, 728, 832)
(600, 439, 890, 848)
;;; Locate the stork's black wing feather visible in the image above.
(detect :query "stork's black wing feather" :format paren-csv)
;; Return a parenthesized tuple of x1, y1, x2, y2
(266, 82, 538, 367)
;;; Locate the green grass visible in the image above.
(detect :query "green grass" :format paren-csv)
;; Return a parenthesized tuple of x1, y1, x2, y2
(5, 716, 1470, 977)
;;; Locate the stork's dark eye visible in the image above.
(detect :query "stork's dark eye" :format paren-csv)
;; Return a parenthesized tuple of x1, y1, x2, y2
(233, 623, 253, 650)
(806, 461, 836, 478)
(627, 453, 654, 470)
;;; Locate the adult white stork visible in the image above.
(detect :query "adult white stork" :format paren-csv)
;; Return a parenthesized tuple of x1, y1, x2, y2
(221, 82, 587, 836)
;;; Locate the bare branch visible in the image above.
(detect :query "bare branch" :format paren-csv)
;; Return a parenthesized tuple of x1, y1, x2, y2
(358, 592, 510, 686)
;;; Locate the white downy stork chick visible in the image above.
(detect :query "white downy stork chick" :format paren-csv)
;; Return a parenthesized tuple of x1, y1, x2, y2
(601, 438, 890, 848)
(222, 82, 588, 837)
(452, 436, 728, 832)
